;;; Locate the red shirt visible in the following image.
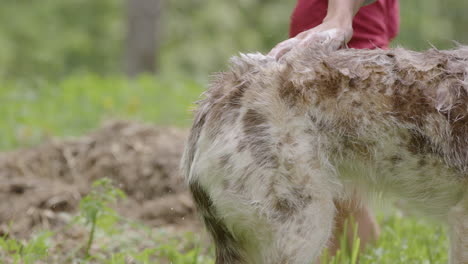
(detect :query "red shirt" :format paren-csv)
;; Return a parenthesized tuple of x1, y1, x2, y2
(289, 0, 399, 49)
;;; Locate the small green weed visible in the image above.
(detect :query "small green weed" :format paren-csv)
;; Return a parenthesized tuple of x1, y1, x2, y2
(77, 178, 126, 259)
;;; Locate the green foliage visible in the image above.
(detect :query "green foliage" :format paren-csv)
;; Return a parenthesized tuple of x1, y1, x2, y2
(79, 178, 126, 230)
(320, 218, 361, 264)
(0, 74, 204, 150)
(0, 178, 450, 263)
(160, 0, 294, 77)
(0, 208, 450, 263)
(0, 231, 52, 264)
(360, 213, 448, 264)
(78, 178, 126, 258)
(392, 0, 466, 50)
(0, 178, 213, 263)
(2, 0, 468, 81)
(0, 0, 124, 81)
(320, 212, 448, 264)
(154, 233, 214, 264)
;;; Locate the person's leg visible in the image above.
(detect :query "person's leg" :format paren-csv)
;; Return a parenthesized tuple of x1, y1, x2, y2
(448, 195, 468, 264)
(327, 197, 380, 257)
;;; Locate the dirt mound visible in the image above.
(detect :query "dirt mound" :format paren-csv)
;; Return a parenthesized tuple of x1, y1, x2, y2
(0, 121, 198, 238)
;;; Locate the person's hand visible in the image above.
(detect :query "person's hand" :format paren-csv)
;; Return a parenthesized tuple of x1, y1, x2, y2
(268, 19, 353, 61)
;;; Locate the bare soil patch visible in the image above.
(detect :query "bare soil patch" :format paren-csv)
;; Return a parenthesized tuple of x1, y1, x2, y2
(0, 121, 199, 239)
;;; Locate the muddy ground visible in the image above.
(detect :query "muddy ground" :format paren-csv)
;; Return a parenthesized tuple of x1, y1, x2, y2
(0, 121, 200, 240)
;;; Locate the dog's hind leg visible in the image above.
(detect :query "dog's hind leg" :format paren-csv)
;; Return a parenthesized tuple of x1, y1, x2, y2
(218, 167, 337, 264)
(191, 173, 336, 264)
(448, 194, 468, 264)
(264, 194, 336, 264)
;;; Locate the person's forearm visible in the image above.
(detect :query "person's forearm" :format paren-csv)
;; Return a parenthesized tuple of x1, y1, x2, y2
(324, 0, 367, 26)
(269, 0, 378, 59)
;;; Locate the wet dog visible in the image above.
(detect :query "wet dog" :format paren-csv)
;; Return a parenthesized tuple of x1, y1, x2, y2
(182, 43, 468, 264)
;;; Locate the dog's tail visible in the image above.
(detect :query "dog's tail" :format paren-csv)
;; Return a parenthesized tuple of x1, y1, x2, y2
(189, 181, 246, 264)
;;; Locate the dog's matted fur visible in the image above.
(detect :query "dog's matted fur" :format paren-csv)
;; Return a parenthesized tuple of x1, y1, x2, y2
(181, 43, 468, 264)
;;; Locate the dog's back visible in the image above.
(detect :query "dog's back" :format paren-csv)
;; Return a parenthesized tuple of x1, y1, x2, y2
(182, 45, 468, 263)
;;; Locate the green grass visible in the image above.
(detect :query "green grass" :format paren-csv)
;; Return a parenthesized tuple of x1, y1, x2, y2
(0, 180, 449, 264)
(323, 212, 448, 264)
(0, 75, 450, 263)
(0, 178, 449, 264)
(0, 178, 215, 264)
(0, 74, 204, 150)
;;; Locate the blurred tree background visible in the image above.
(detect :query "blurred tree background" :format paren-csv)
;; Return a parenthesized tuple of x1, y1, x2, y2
(1, 0, 467, 82)
(1, 0, 468, 150)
